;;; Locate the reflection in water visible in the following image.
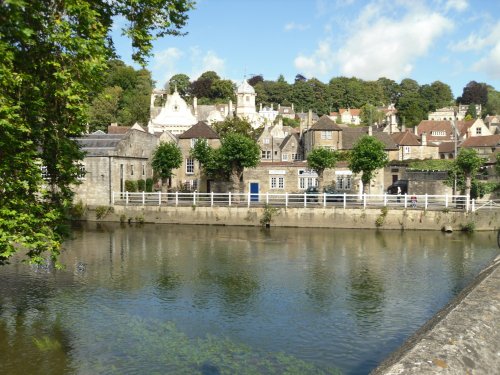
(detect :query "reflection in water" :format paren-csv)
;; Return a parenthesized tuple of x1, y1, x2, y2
(0, 223, 498, 375)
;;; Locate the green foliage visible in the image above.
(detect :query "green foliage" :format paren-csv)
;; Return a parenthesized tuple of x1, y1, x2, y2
(496, 153, 500, 176)
(0, 0, 193, 265)
(349, 136, 388, 192)
(213, 117, 254, 139)
(282, 117, 300, 128)
(260, 205, 280, 227)
(375, 207, 389, 227)
(454, 149, 484, 196)
(307, 148, 338, 190)
(152, 142, 183, 180)
(125, 180, 138, 192)
(408, 159, 454, 171)
(70, 201, 87, 220)
(461, 221, 476, 233)
(146, 178, 154, 192)
(189, 71, 235, 103)
(360, 104, 384, 126)
(95, 206, 112, 220)
(137, 179, 146, 192)
(168, 73, 191, 98)
(33, 336, 62, 352)
(465, 103, 477, 119)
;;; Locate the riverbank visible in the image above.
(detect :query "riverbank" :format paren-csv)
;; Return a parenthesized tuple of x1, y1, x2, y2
(82, 205, 499, 231)
(371, 254, 500, 374)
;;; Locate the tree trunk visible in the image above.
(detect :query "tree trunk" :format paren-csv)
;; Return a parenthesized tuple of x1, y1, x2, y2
(317, 170, 324, 192)
(465, 174, 471, 199)
(230, 167, 240, 201)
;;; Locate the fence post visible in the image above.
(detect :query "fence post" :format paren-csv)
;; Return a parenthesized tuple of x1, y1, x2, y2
(304, 192, 307, 208)
(211, 192, 214, 207)
(343, 193, 346, 209)
(363, 193, 366, 209)
(175, 191, 178, 206)
(125, 191, 129, 206)
(193, 191, 196, 206)
(445, 194, 448, 208)
(111, 191, 114, 206)
(285, 192, 288, 208)
(142, 191, 145, 206)
(404, 193, 407, 209)
(425, 194, 428, 210)
(266, 192, 269, 205)
(247, 191, 250, 207)
(229, 191, 232, 206)
(323, 193, 326, 207)
(383, 193, 387, 207)
(158, 191, 161, 206)
(471, 198, 475, 212)
(466, 195, 470, 212)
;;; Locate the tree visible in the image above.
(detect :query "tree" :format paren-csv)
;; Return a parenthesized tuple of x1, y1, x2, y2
(348, 136, 388, 193)
(307, 148, 338, 191)
(213, 117, 254, 139)
(360, 104, 384, 126)
(88, 86, 124, 131)
(453, 149, 484, 198)
(151, 142, 183, 188)
(458, 81, 488, 106)
(248, 74, 264, 87)
(465, 103, 477, 119)
(168, 73, 191, 98)
(0, 0, 193, 265)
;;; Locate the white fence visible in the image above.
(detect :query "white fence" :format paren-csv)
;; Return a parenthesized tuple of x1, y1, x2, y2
(111, 191, 484, 212)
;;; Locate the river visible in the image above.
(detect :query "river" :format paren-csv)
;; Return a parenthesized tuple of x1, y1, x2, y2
(0, 223, 498, 374)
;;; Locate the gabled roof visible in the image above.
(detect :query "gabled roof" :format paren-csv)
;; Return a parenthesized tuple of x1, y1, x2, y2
(438, 141, 457, 154)
(460, 134, 500, 148)
(455, 120, 476, 137)
(178, 121, 220, 139)
(107, 125, 131, 134)
(340, 108, 361, 116)
(391, 131, 421, 146)
(309, 115, 343, 131)
(342, 128, 398, 150)
(279, 133, 300, 150)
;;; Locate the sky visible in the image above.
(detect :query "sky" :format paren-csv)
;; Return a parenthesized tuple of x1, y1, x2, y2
(113, 0, 500, 98)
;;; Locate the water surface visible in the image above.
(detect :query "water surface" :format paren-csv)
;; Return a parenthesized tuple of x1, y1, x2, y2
(0, 223, 498, 374)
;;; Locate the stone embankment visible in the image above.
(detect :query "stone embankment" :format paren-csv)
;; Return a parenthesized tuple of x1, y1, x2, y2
(371, 254, 500, 374)
(85, 205, 498, 231)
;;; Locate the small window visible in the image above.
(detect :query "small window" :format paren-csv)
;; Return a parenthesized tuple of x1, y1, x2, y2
(263, 138, 270, 144)
(404, 146, 410, 154)
(270, 176, 284, 189)
(130, 165, 134, 176)
(142, 164, 146, 176)
(476, 127, 482, 135)
(186, 158, 194, 174)
(282, 153, 289, 161)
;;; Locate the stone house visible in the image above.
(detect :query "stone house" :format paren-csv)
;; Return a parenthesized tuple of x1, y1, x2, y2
(303, 115, 343, 156)
(73, 129, 159, 205)
(330, 108, 362, 125)
(277, 104, 295, 119)
(427, 104, 481, 121)
(391, 130, 439, 161)
(459, 134, 500, 158)
(416, 119, 491, 146)
(257, 120, 300, 162)
(342, 127, 399, 162)
(176, 121, 221, 193)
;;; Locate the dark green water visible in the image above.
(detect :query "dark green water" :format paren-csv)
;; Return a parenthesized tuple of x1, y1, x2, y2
(0, 223, 498, 374)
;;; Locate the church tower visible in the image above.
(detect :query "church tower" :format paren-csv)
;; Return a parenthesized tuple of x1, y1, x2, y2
(236, 79, 256, 118)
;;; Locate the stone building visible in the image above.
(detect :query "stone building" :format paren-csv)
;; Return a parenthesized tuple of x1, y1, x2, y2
(73, 129, 159, 205)
(391, 130, 439, 161)
(175, 121, 221, 193)
(303, 115, 343, 156)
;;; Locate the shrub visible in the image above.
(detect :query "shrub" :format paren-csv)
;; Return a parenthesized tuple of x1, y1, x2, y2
(125, 180, 138, 192)
(95, 206, 113, 220)
(461, 221, 476, 233)
(146, 178, 154, 192)
(137, 179, 146, 192)
(70, 200, 86, 219)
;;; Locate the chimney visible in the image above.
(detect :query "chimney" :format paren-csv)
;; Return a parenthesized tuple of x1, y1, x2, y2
(421, 131, 427, 146)
(414, 125, 418, 135)
(193, 97, 198, 116)
(368, 125, 372, 136)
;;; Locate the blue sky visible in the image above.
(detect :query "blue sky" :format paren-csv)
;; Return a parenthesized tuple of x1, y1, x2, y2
(113, 0, 500, 98)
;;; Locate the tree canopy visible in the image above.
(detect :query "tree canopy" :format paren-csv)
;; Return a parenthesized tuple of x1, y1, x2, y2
(307, 148, 338, 191)
(151, 142, 183, 181)
(348, 136, 388, 193)
(453, 148, 484, 198)
(0, 0, 194, 265)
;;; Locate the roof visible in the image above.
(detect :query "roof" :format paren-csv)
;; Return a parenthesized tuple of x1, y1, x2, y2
(309, 115, 343, 131)
(237, 79, 255, 94)
(342, 128, 398, 150)
(74, 133, 127, 156)
(279, 133, 300, 149)
(107, 125, 131, 134)
(391, 131, 421, 146)
(340, 108, 361, 116)
(438, 142, 457, 154)
(178, 121, 220, 139)
(460, 134, 500, 148)
(455, 120, 476, 137)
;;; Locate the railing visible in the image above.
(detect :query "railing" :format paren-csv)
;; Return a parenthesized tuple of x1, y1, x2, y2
(472, 199, 500, 211)
(112, 191, 474, 211)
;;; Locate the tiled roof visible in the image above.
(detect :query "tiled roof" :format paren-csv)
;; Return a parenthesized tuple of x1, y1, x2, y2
(340, 108, 361, 116)
(107, 125, 131, 134)
(342, 128, 398, 150)
(460, 134, 500, 148)
(279, 133, 300, 149)
(309, 115, 343, 131)
(455, 120, 475, 137)
(178, 121, 220, 139)
(438, 141, 457, 153)
(74, 133, 127, 156)
(391, 131, 421, 146)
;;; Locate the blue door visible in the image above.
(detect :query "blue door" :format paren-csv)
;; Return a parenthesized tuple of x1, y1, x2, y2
(250, 183, 259, 202)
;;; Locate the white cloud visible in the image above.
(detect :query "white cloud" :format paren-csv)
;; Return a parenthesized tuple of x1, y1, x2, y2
(284, 22, 310, 32)
(449, 33, 488, 52)
(189, 47, 226, 79)
(294, 39, 336, 77)
(445, 0, 468, 12)
(152, 47, 184, 87)
(337, 10, 453, 80)
(473, 42, 500, 79)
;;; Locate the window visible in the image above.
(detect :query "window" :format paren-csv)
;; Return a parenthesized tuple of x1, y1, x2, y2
(336, 176, 351, 190)
(431, 130, 446, 136)
(261, 150, 271, 159)
(476, 127, 482, 135)
(292, 153, 301, 161)
(76, 164, 86, 179)
(282, 153, 289, 161)
(186, 158, 194, 174)
(404, 146, 410, 154)
(191, 138, 198, 148)
(142, 164, 146, 176)
(321, 131, 332, 140)
(246, 95, 250, 102)
(130, 165, 134, 176)
(263, 138, 270, 144)
(270, 176, 285, 189)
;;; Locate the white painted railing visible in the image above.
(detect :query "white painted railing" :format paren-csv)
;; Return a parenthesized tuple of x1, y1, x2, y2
(112, 192, 474, 211)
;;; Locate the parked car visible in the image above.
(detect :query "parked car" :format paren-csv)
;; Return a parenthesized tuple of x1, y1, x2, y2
(305, 186, 343, 202)
(387, 180, 408, 195)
